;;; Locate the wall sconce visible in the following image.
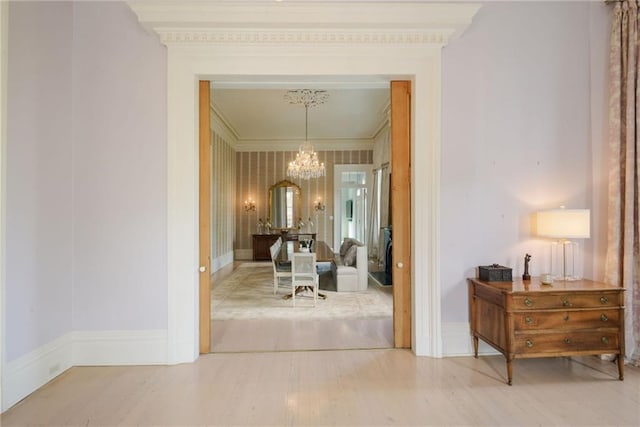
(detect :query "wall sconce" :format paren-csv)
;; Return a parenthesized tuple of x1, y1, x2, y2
(244, 198, 256, 212)
(314, 197, 325, 212)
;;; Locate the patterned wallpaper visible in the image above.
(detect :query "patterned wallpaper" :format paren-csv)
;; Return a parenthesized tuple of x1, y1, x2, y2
(235, 150, 373, 254)
(210, 131, 236, 268)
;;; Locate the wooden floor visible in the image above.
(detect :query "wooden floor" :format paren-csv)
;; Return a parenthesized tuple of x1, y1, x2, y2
(6, 264, 635, 425)
(212, 318, 393, 352)
(210, 261, 394, 353)
(2, 351, 638, 426)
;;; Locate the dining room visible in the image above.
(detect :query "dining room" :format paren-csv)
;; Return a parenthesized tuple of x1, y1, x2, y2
(207, 85, 395, 353)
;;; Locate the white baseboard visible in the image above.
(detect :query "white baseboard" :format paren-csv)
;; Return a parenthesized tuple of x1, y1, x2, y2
(442, 322, 499, 357)
(2, 329, 168, 412)
(73, 330, 167, 366)
(234, 249, 253, 260)
(211, 251, 234, 273)
(2, 332, 73, 411)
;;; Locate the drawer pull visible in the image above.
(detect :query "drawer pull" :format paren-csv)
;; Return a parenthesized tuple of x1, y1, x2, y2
(563, 314, 570, 321)
(525, 316, 533, 324)
(524, 298, 533, 307)
(525, 339, 534, 348)
(601, 336, 609, 345)
(600, 296, 609, 304)
(564, 338, 572, 344)
(601, 314, 608, 322)
(562, 299, 572, 307)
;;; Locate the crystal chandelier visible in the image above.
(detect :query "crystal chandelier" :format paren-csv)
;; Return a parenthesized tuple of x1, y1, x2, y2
(285, 89, 328, 180)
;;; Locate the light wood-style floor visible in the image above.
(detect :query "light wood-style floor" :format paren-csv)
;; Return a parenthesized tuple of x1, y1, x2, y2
(210, 261, 394, 353)
(2, 350, 639, 426)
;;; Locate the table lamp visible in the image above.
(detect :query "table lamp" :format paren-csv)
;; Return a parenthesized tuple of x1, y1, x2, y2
(536, 207, 590, 281)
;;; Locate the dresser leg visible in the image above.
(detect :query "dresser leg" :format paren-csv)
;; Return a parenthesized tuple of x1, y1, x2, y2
(473, 336, 478, 358)
(617, 355, 624, 381)
(506, 359, 513, 386)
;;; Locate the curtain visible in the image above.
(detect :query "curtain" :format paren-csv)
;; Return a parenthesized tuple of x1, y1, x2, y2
(367, 169, 380, 259)
(606, 0, 640, 366)
(379, 165, 391, 265)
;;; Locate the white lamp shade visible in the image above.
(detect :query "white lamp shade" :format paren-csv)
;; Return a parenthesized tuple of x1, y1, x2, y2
(536, 209, 590, 239)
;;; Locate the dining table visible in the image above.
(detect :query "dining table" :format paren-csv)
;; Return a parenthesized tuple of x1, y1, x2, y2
(277, 240, 333, 300)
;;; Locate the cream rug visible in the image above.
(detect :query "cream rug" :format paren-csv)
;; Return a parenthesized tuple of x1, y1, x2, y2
(211, 263, 393, 320)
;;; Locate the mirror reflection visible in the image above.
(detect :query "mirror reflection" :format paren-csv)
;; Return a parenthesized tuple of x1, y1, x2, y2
(269, 180, 300, 229)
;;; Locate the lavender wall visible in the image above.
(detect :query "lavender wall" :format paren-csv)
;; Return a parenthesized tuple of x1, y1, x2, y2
(71, 2, 168, 331)
(440, 2, 609, 322)
(6, 1, 74, 361)
(4, 0, 612, 360)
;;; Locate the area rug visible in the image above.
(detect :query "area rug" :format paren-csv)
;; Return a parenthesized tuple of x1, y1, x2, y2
(211, 263, 393, 320)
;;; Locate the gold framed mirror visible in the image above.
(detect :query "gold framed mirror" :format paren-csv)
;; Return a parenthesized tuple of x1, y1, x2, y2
(268, 179, 301, 230)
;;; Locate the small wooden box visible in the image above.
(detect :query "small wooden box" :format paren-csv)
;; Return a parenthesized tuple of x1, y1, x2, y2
(478, 264, 512, 282)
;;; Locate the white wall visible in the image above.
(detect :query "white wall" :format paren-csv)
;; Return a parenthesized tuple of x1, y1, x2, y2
(71, 2, 168, 331)
(3, 0, 613, 367)
(5, 1, 74, 362)
(440, 1, 609, 323)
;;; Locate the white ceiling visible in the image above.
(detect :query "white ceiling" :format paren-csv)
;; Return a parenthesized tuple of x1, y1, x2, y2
(211, 87, 390, 144)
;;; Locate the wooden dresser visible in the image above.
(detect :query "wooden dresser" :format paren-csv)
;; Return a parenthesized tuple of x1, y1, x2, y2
(252, 234, 281, 261)
(252, 233, 317, 261)
(468, 277, 625, 385)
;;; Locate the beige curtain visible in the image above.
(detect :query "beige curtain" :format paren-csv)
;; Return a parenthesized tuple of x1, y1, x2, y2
(606, 0, 640, 366)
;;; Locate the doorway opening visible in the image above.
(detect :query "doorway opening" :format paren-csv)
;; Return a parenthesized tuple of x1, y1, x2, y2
(202, 80, 410, 353)
(334, 165, 372, 246)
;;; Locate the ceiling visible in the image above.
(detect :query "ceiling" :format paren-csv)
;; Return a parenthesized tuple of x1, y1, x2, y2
(211, 87, 390, 146)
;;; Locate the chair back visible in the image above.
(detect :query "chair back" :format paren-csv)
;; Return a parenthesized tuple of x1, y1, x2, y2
(269, 241, 279, 261)
(292, 252, 317, 282)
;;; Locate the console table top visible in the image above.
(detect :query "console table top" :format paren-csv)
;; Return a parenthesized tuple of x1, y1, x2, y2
(468, 277, 624, 294)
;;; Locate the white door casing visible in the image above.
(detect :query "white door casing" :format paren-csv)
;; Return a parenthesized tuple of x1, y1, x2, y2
(127, 0, 481, 363)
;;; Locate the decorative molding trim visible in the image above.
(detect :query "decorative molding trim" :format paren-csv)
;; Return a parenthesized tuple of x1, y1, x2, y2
(2, 330, 168, 411)
(2, 333, 73, 411)
(127, 1, 481, 44)
(72, 330, 168, 366)
(126, 0, 482, 362)
(157, 30, 453, 46)
(442, 322, 499, 357)
(211, 251, 234, 274)
(233, 139, 374, 153)
(211, 105, 240, 148)
(211, 101, 383, 151)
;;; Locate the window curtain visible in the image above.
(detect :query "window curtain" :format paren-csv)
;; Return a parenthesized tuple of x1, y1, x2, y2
(606, 0, 640, 366)
(379, 165, 391, 265)
(367, 169, 380, 259)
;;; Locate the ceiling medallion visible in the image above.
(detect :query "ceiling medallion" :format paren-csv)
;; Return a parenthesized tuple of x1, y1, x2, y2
(285, 90, 328, 180)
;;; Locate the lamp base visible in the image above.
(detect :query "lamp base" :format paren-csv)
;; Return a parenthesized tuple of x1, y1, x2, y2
(550, 239, 581, 282)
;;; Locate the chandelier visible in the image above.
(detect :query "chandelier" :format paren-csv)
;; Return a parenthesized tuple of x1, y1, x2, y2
(285, 89, 328, 180)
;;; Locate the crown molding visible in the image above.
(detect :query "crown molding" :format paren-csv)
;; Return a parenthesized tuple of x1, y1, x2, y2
(233, 138, 374, 152)
(127, 1, 481, 46)
(155, 30, 451, 46)
(211, 97, 389, 148)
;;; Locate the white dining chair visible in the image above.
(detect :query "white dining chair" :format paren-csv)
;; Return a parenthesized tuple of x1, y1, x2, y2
(291, 252, 318, 306)
(270, 238, 291, 294)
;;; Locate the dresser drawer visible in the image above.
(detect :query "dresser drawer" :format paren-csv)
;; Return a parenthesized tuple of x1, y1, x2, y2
(512, 292, 620, 310)
(514, 309, 620, 331)
(514, 331, 619, 354)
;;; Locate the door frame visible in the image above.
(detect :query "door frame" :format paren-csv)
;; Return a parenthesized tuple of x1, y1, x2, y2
(333, 164, 374, 249)
(201, 84, 411, 351)
(390, 81, 411, 348)
(128, 1, 480, 362)
(198, 81, 212, 354)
